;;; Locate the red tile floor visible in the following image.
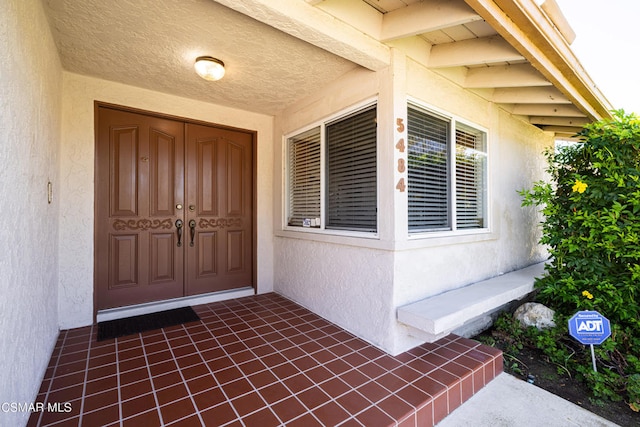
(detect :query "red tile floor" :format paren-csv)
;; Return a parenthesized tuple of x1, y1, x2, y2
(28, 293, 502, 427)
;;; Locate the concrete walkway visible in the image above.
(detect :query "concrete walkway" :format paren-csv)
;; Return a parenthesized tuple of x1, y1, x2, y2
(437, 373, 620, 427)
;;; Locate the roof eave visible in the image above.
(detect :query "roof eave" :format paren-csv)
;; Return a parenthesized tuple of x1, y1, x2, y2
(464, 0, 613, 121)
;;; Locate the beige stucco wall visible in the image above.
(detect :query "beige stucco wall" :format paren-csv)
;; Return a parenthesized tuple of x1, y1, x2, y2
(390, 59, 551, 351)
(58, 72, 275, 329)
(273, 65, 403, 351)
(273, 53, 552, 354)
(393, 60, 550, 296)
(0, 0, 63, 425)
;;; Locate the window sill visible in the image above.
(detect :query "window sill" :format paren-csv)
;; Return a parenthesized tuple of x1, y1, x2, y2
(276, 226, 498, 251)
(400, 228, 497, 250)
(276, 228, 389, 251)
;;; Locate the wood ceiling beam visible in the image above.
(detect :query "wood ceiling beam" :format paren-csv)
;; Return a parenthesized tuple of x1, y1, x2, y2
(211, 0, 390, 71)
(539, 126, 582, 137)
(463, 0, 612, 120)
(511, 104, 586, 117)
(492, 87, 570, 104)
(381, 0, 483, 42)
(529, 116, 590, 127)
(465, 63, 551, 88)
(311, 0, 382, 40)
(428, 35, 524, 68)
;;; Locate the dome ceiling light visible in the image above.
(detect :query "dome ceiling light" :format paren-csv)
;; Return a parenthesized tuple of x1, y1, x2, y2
(194, 56, 225, 81)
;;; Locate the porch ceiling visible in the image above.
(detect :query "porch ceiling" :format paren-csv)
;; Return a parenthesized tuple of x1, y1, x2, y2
(41, 0, 360, 115)
(43, 0, 612, 136)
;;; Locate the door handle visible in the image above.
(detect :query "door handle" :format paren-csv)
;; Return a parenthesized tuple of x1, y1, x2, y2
(189, 220, 196, 247)
(175, 219, 183, 247)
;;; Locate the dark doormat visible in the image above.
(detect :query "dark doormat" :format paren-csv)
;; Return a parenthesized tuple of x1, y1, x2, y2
(97, 306, 200, 341)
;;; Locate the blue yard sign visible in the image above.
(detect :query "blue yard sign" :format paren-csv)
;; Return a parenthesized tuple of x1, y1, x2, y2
(568, 310, 611, 372)
(568, 310, 611, 345)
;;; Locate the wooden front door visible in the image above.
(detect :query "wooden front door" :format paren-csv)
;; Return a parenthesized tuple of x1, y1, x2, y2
(95, 106, 253, 310)
(184, 123, 253, 296)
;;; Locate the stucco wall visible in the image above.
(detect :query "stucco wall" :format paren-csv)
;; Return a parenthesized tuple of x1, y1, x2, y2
(58, 73, 275, 329)
(393, 59, 550, 298)
(273, 66, 403, 350)
(273, 54, 552, 354)
(390, 60, 553, 352)
(0, 0, 62, 425)
(275, 239, 396, 350)
(390, 60, 552, 353)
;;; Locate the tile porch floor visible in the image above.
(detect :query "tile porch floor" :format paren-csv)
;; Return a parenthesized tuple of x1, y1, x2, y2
(28, 293, 502, 427)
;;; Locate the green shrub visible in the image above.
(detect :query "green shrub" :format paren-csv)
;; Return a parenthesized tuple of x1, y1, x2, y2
(519, 110, 640, 409)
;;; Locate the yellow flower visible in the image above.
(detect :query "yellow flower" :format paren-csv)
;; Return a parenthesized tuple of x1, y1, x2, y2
(572, 180, 587, 193)
(582, 290, 594, 300)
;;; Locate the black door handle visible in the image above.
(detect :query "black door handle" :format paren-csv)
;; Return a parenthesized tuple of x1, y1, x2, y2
(189, 220, 196, 247)
(176, 219, 183, 247)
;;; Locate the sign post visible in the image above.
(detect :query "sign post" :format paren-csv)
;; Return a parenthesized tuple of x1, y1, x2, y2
(568, 310, 611, 372)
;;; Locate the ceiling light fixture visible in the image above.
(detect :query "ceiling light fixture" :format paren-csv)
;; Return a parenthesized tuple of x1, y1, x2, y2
(194, 56, 225, 81)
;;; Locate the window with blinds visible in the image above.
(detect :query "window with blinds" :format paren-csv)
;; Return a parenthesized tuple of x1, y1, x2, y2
(285, 103, 377, 233)
(407, 107, 450, 231)
(288, 127, 321, 227)
(326, 106, 377, 232)
(455, 124, 487, 229)
(407, 104, 487, 233)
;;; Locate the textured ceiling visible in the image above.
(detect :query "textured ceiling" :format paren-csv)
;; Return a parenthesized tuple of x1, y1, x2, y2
(42, 0, 610, 136)
(42, 0, 359, 115)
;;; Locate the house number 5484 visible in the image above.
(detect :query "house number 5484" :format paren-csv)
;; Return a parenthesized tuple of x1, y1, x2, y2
(396, 118, 406, 192)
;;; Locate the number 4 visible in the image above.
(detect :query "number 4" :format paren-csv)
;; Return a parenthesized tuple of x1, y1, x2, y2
(396, 178, 406, 192)
(395, 138, 405, 153)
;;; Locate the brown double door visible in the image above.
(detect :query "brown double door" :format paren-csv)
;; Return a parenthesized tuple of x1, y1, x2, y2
(95, 106, 253, 310)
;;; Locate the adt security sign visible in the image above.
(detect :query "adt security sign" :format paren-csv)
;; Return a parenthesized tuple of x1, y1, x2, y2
(568, 310, 611, 345)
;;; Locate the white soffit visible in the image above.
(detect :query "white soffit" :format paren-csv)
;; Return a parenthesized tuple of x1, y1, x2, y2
(307, 0, 611, 137)
(42, 0, 361, 115)
(41, 0, 612, 134)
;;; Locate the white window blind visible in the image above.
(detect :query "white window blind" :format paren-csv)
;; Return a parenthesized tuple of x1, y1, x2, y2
(288, 127, 321, 227)
(326, 105, 377, 232)
(407, 104, 487, 233)
(455, 125, 487, 229)
(407, 106, 450, 231)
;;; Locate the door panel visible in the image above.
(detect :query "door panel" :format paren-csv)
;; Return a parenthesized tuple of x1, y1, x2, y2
(227, 142, 245, 216)
(227, 230, 245, 272)
(150, 233, 176, 282)
(110, 126, 138, 217)
(96, 106, 254, 310)
(150, 130, 180, 216)
(96, 107, 185, 309)
(197, 139, 218, 216)
(109, 234, 138, 288)
(197, 231, 218, 276)
(185, 124, 253, 296)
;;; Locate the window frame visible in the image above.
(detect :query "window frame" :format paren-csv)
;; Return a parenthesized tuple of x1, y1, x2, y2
(283, 100, 379, 238)
(406, 100, 490, 238)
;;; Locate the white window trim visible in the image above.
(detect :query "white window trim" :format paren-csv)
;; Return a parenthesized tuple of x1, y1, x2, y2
(283, 98, 379, 239)
(406, 98, 491, 239)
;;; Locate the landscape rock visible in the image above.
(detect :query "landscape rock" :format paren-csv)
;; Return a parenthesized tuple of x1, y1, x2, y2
(514, 302, 556, 330)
